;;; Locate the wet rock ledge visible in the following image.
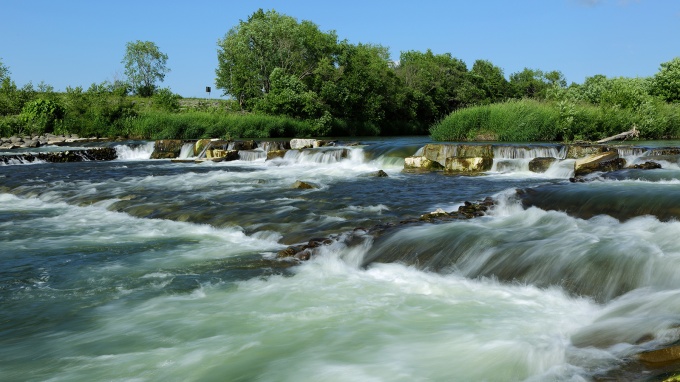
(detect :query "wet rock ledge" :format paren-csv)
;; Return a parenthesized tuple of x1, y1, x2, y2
(0, 147, 117, 165)
(276, 197, 496, 262)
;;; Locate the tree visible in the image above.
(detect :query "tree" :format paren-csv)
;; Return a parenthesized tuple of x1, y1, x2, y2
(122, 40, 170, 97)
(0, 58, 9, 83)
(19, 98, 64, 135)
(215, 9, 338, 109)
(395, 50, 469, 122)
(466, 59, 510, 105)
(509, 68, 548, 99)
(320, 42, 401, 135)
(650, 57, 680, 103)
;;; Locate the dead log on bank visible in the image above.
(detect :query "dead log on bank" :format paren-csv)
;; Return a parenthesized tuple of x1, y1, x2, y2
(596, 126, 639, 144)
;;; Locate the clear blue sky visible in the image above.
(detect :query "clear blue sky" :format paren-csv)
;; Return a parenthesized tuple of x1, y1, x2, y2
(2, 0, 679, 98)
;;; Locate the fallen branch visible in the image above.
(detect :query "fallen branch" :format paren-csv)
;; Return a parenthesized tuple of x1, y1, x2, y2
(596, 125, 639, 143)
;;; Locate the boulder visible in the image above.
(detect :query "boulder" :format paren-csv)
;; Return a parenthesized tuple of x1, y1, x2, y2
(566, 144, 606, 159)
(631, 161, 662, 170)
(290, 138, 326, 149)
(47, 136, 66, 145)
(21, 140, 40, 148)
(639, 345, 680, 367)
(422, 144, 493, 167)
(404, 156, 444, 171)
(574, 151, 625, 176)
(230, 140, 257, 150)
(150, 139, 185, 159)
(209, 149, 239, 161)
(445, 157, 493, 173)
(529, 157, 557, 173)
(266, 150, 288, 160)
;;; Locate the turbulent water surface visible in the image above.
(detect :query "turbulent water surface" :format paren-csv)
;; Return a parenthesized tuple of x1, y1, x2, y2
(2, 137, 680, 381)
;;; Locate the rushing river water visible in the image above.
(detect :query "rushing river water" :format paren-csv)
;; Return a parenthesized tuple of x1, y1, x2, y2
(2, 137, 680, 381)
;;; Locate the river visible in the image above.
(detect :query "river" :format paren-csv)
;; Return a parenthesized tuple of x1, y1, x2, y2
(1, 137, 680, 381)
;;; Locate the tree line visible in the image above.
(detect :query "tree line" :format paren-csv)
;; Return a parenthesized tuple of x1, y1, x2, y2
(1, 8, 679, 140)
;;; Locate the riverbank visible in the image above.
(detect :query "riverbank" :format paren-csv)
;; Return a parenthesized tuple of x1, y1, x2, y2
(0, 133, 109, 149)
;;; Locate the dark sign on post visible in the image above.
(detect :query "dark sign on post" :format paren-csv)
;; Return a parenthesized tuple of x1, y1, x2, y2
(205, 86, 211, 93)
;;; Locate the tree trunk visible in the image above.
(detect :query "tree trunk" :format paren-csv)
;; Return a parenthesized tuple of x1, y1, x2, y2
(596, 126, 639, 143)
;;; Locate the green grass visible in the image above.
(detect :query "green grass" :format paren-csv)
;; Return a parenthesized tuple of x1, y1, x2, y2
(430, 98, 680, 142)
(127, 110, 317, 140)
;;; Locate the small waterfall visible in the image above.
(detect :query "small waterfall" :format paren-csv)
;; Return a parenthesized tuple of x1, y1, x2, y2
(493, 145, 566, 159)
(490, 145, 566, 173)
(616, 146, 680, 167)
(361, 192, 680, 303)
(115, 141, 155, 160)
(283, 148, 352, 164)
(543, 159, 575, 178)
(0, 154, 46, 166)
(616, 146, 650, 166)
(259, 141, 290, 152)
(178, 143, 194, 159)
(238, 149, 267, 161)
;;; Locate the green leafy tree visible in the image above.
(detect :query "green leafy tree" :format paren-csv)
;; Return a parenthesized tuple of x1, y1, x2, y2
(0, 80, 35, 116)
(19, 98, 64, 135)
(465, 59, 510, 105)
(254, 67, 323, 120)
(510, 68, 547, 99)
(152, 88, 181, 112)
(320, 42, 400, 135)
(599, 77, 651, 110)
(571, 74, 608, 104)
(122, 40, 170, 97)
(83, 82, 136, 136)
(215, 9, 338, 109)
(395, 50, 468, 123)
(0, 58, 9, 83)
(651, 57, 680, 102)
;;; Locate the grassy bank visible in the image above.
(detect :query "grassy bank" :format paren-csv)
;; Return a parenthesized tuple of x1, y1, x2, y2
(126, 111, 316, 140)
(430, 98, 680, 142)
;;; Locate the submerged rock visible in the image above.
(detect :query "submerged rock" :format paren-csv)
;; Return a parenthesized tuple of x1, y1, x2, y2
(277, 197, 496, 263)
(292, 180, 317, 189)
(631, 161, 662, 170)
(639, 345, 680, 367)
